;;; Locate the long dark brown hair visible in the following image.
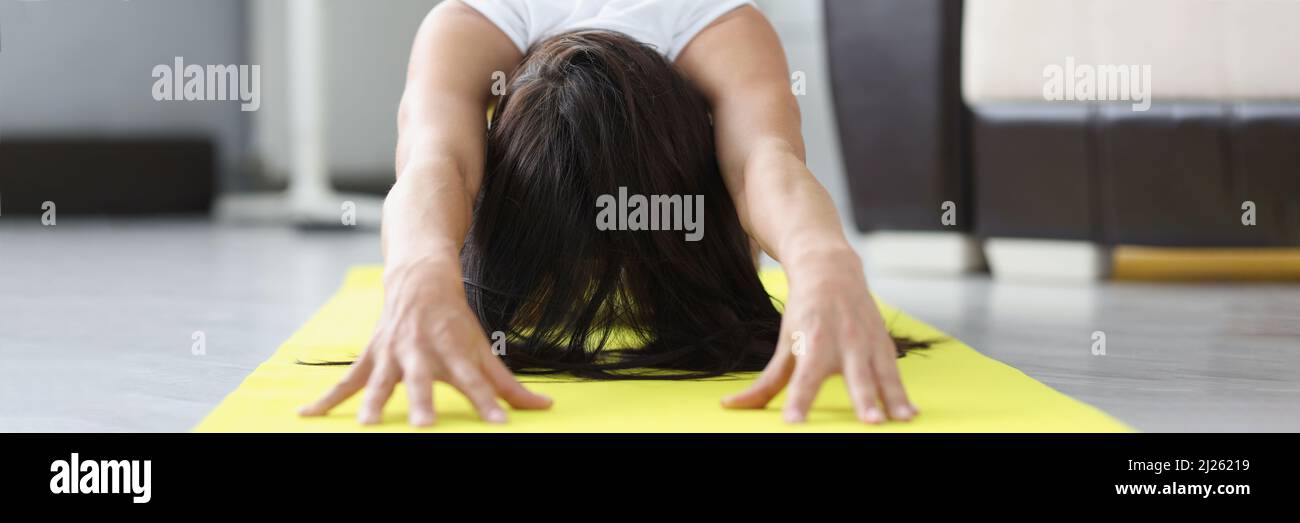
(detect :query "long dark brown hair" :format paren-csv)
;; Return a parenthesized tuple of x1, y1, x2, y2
(457, 30, 925, 379)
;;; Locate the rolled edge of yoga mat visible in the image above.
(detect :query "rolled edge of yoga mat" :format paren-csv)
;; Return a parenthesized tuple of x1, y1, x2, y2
(1112, 246, 1300, 281)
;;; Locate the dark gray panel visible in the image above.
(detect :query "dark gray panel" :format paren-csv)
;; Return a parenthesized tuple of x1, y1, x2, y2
(0, 138, 214, 215)
(825, 0, 967, 232)
(1228, 104, 1300, 246)
(1096, 103, 1270, 247)
(969, 102, 1300, 247)
(971, 103, 1095, 241)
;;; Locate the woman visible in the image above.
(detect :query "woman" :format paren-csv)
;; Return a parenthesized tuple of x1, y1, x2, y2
(299, 0, 919, 427)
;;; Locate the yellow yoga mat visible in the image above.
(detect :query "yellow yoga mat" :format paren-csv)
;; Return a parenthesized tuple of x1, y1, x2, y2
(196, 267, 1131, 432)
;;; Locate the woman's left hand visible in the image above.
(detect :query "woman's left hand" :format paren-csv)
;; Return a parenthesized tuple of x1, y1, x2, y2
(721, 247, 917, 424)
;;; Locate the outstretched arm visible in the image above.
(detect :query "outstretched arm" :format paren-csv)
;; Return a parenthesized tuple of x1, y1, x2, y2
(301, 1, 552, 426)
(677, 6, 917, 423)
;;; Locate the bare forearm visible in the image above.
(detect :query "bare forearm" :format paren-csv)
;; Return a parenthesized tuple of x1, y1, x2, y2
(380, 0, 519, 274)
(381, 159, 473, 273)
(704, 93, 853, 271)
(673, 6, 852, 270)
(740, 141, 857, 272)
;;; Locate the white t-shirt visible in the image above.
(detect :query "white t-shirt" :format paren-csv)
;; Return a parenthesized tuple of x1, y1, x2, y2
(461, 0, 754, 61)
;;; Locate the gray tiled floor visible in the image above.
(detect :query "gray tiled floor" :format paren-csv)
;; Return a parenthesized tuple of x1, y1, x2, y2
(0, 219, 379, 432)
(867, 273, 1300, 432)
(1, 220, 1297, 432)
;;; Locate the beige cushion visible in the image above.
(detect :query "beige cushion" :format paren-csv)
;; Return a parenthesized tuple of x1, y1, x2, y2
(963, 0, 1300, 103)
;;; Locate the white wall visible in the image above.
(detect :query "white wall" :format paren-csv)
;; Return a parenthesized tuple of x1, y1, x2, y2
(0, 0, 248, 188)
(250, 0, 437, 184)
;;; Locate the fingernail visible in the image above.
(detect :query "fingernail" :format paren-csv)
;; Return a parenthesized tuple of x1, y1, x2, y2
(908, 404, 920, 417)
(863, 407, 885, 424)
(297, 405, 312, 416)
(486, 409, 508, 424)
(409, 411, 434, 427)
(358, 410, 380, 425)
(783, 409, 806, 423)
(891, 405, 914, 421)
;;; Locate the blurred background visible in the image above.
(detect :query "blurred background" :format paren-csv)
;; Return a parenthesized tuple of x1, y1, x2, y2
(0, 0, 853, 223)
(0, 0, 1297, 432)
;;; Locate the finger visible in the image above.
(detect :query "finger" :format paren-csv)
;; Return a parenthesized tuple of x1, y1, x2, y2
(357, 356, 401, 425)
(721, 338, 794, 409)
(403, 358, 436, 427)
(782, 362, 828, 423)
(482, 355, 553, 410)
(446, 359, 508, 423)
(870, 337, 916, 421)
(843, 353, 886, 424)
(299, 351, 375, 417)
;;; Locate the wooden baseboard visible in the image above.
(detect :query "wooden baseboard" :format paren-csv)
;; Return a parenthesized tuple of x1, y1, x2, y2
(1112, 247, 1300, 281)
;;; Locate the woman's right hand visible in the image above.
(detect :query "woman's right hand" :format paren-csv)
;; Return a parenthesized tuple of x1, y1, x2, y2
(298, 256, 553, 426)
